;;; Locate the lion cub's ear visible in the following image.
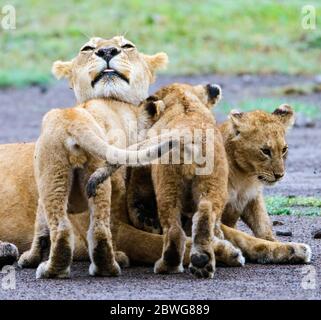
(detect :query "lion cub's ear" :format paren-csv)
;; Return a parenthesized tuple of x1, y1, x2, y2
(272, 104, 295, 130)
(144, 97, 165, 121)
(144, 52, 169, 75)
(52, 60, 73, 80)
(229, 109, 245, 135)
(192, 84, 222, 108)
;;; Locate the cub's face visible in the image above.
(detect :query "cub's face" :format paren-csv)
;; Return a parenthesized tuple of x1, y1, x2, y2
(228, 105, 295, 185)
(52, 36, 168, 105)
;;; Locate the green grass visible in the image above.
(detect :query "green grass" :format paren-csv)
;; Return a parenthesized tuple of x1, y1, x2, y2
(219, 98, 321, 119)
(1, 0, 321, 86)
(266, 196, 321, 216)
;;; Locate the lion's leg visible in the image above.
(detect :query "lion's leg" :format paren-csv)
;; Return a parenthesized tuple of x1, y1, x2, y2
(18, 202, 50, 268)
(221, 203, 241, 229)
(241, 193, 276, 241)
(188, 199, 216, 279)
(221, 224, 311, 264)
(35, 141, 74, 279)
(87, 175, 121, 277)
(153, 168, 186, 274)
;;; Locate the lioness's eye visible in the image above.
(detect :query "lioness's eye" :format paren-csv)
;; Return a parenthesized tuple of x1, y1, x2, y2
(121, 43, 135, 49)
(261, 148, 271, 157)
(81, 46, 95, 52)
(282, 146, 288, 154)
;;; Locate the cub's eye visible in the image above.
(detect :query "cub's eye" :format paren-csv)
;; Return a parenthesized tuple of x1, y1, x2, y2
(282, 146, 288, 154)
(261, 148, 271, 157)
(81, 46, 95, 52)
(121, 43, 135, 49)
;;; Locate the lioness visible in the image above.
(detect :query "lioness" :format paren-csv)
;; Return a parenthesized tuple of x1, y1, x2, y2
(17, 36, 171, 279)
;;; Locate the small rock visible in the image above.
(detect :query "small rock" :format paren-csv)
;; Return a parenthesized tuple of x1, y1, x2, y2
(314, 74, 321, 84)
(294, 112, 316, 128)
(273, 220, 284, 226)
(276, 230, 292, 237)
(241, 74, 253, 84)
(312, 229, 321, 239)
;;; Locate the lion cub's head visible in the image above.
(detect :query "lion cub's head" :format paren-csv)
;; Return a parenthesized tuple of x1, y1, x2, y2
(225, 104, 295, 185)
(52, 36, 168, 105)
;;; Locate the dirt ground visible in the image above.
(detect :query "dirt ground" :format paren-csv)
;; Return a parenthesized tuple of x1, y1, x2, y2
(0, 216, 320, 300)
(0, 74, 320, 300)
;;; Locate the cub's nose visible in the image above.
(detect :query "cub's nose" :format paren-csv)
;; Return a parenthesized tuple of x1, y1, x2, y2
(95, 46, 120, 62)
(274, 173, 284, 181)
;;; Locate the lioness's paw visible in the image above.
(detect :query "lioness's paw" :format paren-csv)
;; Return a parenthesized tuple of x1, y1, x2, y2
(288, 243, 312, 264)
(214, 239, 245, 267)
(115, 251, 130, 268)
(189, 252, 215, 279)
(36, 261, 71, 279)
(89, 261, 121, 277)
(18, 250, 41, 269)
(0, 242, 19, 268)
(154, 258, 184, 274)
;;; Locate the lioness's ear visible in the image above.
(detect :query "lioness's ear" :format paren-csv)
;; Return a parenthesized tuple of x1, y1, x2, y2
(145, 98, 165, 121)
(144, 52, 169, 73)
(52, 60, 73, 80)
(272, 104, 295, 130)
(229, 109, 245, 135)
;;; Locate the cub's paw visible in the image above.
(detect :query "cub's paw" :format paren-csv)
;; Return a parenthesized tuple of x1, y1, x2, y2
(18, 250, 41, 269)
(115, 251, 130, 268)
(0, 242, 19, 268)
(154, 258, 184, 274)
(189, 252, 215, 279)
(89, 261, 121, 277)
(36, 261, 71, 279)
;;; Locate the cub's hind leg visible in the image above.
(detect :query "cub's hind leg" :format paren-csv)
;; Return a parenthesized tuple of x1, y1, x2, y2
(34, 136, 75, 279)
(86, 160, 122, 277)
(153, 167, 186, 274)
(189, 200, 216, 278)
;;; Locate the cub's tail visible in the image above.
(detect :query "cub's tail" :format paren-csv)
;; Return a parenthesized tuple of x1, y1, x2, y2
(86, 138, 176, 198)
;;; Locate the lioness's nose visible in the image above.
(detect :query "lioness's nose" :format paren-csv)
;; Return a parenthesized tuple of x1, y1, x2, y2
(96, 46, 120, 62)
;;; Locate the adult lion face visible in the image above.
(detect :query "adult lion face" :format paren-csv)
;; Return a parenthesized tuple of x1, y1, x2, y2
(52, 36, 168, 105)
(228, 105, 295, 185)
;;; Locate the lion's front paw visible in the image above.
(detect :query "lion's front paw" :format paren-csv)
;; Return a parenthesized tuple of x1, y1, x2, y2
(89, 261, 121, 277)
(154, 258, 184, 274)
(288, 243, 312, 264)
(0, 242, 19, 268)
(18, 250, 41, 269)
(36, 261, 71, 279)
(189, 251, 215, 279)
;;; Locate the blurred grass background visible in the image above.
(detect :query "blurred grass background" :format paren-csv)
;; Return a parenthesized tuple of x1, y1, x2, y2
(1, 0, 321, 86)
